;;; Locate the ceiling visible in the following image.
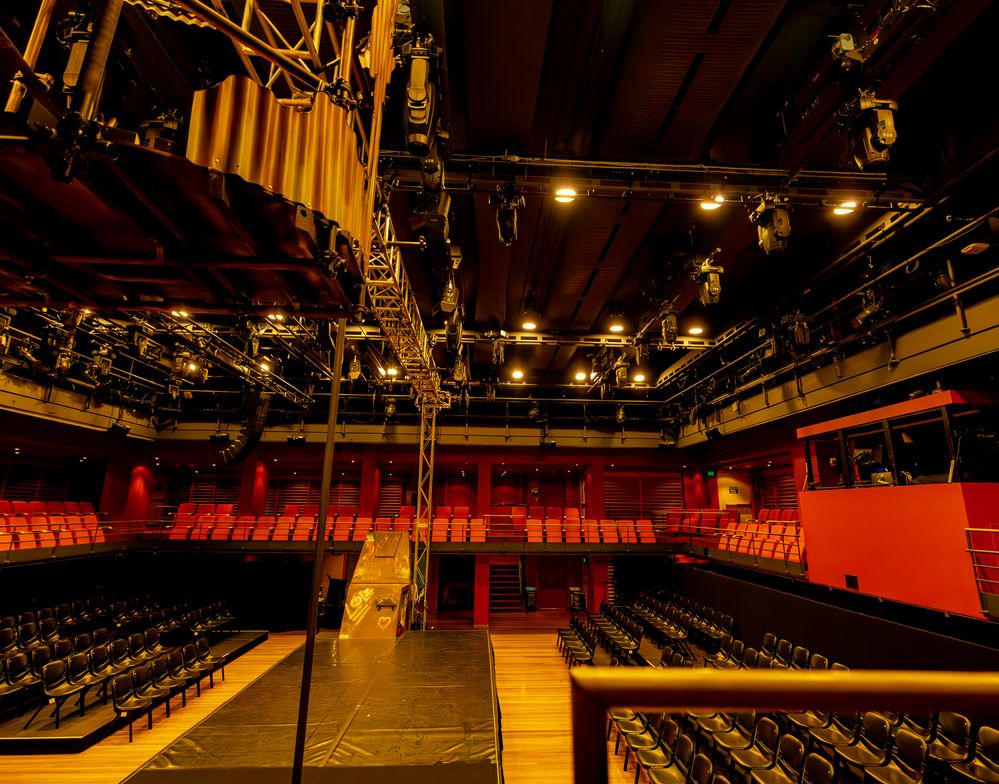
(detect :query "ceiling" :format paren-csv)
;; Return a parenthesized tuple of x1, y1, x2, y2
(0, 0, 997, 436)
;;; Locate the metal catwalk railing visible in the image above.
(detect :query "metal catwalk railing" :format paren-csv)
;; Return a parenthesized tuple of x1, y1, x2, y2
(570, 667, 999, 784)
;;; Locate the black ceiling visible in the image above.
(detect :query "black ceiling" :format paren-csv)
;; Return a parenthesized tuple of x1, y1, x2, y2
(0, 0, 997, 429)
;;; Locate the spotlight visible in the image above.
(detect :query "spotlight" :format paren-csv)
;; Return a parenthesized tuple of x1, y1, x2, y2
(607, 304, 626, 334)
(107, 422, 131, 437)
(259, 360, 271, 373)
(266, 312, 285, 322)
(688, 326, 704, 336)
(661, 311, 679, 343)
(438, 275, 459, 314)
(695, 252, 724, 305)
(422, 191, 451, 239)
(385, 399, 397, 418)
(833, 200, 857, 216)
(54, 350, 72, 374)
(287, 433, 306, 445)
(615, 404, 625, 425)
(486, 383, 496, 402)
(613, 357, 628, 386)
(209, 431, 232, 445)
(452, 355, 467, 383)
(420, 138, 444, 192)
(489, 187, 524, 246)
(386, 362, 400, 377)
(751, 197, 791, 255)
(403, 35, 437, 157)
(511, 369, 524, 381)
(554, 187, 576, 204)
(850, 290, 883, 330)
(348, 356, 362, 380)
(574, 370, 587, 382)
(527, 399, 540, 420)
(520, 293, 540, 331)
(699, 193, 725, 211)
(849, 93, 898, 170)
(170, 309, 189, 318)
(633, 370, 646, 383)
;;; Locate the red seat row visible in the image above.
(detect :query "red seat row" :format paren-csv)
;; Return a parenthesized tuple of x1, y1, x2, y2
(0, 500, 96, 516)
(716, 520, 804, 562)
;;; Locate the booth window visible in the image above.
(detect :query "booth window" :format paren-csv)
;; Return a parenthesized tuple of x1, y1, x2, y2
(888, 411, 951, 484)
(843, 424, 893, 486)
(805, 434, 848, 489)
(950, 406, 999, 482)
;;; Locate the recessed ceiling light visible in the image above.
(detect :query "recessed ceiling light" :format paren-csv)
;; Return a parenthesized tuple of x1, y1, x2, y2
(833, 201, 857, 216)
(554, 187, 577, 203)
(512, 369, 524, 380)
(688, 326, 704, 335)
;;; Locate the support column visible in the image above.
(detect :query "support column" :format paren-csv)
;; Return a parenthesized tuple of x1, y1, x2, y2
(411, 400, 437, 629)
(240, 458, 269, 517)
(359, 445, 378, 516)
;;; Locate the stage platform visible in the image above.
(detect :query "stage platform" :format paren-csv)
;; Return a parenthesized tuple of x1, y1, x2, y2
(124, 630, 502, 784)
(0, 631, 268, 754)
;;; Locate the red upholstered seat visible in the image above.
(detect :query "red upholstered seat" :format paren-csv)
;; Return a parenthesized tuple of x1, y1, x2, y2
(582, 520, 600, 543)
(618, 520, 637, 543)
(11, 501, 30, 515)
(46, 501, 65, 515)
(251, 520, 275, 541)
(636, 519, 656, 544)
(564, 518, 582, 543)
(526, 518, 543, 543)
(272, 518, 295, 541)
(599, 520, 619, 544)
(431, 518, 449, 542)
(469, 519, 486, 543)
(450, 519, 467, 542)
(169, 526, 194, 541)
(544, 518, 563, 543)
(281, 504, 301, 518)
(374, 517, 392, 531)
(332, 520, 353, 541)
(196, 503, 216, 515)
(352, 518, 372, 541)
(528, 506, 544, 518)
(28, 501, 47, 515)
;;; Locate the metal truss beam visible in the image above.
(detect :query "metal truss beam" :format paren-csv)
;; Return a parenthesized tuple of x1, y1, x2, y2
(411, 400, 437, 629)
(365, 211, 446, 405)
(381, 151, 923, 207)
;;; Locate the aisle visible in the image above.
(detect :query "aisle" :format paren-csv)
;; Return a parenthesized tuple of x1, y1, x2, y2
(489, 610, 634, 784)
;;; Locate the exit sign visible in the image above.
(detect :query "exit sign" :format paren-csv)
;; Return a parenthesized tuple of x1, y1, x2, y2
(728, 486, 739, 495)
(704, 468, 717, 478)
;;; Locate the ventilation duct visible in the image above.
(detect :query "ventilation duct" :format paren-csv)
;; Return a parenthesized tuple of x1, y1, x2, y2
(219, 391, 271, 465)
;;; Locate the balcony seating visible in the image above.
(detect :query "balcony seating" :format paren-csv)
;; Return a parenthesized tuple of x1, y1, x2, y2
(599, 520, 620, 544)
(544, 518, 562, 543)
(450, 519, 467, 543)
(431, 518, 449, 543)
(526, 518, 544, 544)
(353, 517, 371, 541)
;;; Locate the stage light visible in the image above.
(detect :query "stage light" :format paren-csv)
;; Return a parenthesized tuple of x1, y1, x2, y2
(385, 399, 397, 418)
(438, 276, 459, 314)
(554, 187, 576, 204)
(404, 35, 437, 157)
(699, 193, 725, 210)
(608, 304, 626, 334)
(490, 186, 524, 246)
(615, 404, 625, 424)
(266, 312, 285, 322)
(348, 356, 362, 380)
(107, 422, 130, 437)
(170, 309, 189, 318)
(287, 434, 306, 445)
(520, 293, 540, 331)
(661, 311, 679, 343)
(423, 191, 451, 239)
(378, 366, 387, 376)
(633, 370, 646, 383)
(751, 197, 791, 255)
(511, 369, 524, 380)
(696, 254, 724, 305)
(486, 383, 496, 402)
(452, 356, 467, 383)
(209, 431, 232, 445)
(574, 370, 587, 382)
(187, 362, 199, 372)
(259, 361, 271, 372)
(849, 94, 898, 170)
(386, 363, 399, 377)
(688, 326, 704, 336)
(527, 399, 540, 420)
(613, 358, 628, 386)
(833, 201, 857, 216)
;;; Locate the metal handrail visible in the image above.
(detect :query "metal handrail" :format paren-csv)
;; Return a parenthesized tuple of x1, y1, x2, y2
(570, 667, 999, 784)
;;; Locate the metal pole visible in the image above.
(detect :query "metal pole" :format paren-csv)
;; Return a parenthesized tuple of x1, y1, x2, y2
(4, 0, 55, 114)
(70, 0, 123, 121)
(290, 316, 346, 784)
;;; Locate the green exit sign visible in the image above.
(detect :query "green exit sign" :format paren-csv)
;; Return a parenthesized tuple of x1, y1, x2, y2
(704, 468, 717, 478)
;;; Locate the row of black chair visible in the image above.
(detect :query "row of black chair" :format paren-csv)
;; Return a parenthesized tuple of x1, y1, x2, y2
(592, 602, 642, 662)
(556, 614, 599, 667)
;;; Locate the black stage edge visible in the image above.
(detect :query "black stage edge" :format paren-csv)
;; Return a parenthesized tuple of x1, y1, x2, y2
(124, 630, 503, 784)
(0, 631, 268, 754)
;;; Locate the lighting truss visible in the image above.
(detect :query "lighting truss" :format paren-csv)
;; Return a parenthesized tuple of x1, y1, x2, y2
(365, 210, 447, 406)
(411, 399, 436, 630)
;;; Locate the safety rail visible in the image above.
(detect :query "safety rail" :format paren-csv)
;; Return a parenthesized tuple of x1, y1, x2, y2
(570, 667, 999, 784)
(965, 526, 999, 617)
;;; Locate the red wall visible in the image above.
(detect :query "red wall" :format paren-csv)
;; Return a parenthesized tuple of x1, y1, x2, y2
(800, 483, 992, 619)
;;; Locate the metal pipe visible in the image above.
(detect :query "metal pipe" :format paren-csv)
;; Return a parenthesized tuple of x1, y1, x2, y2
(168, 0, 320, 89)
(290, 316, 346, 784)
(4, 0, 56, 113)
(571, 667, 999, 784)
(289, 0, 322, 68)
(71, 0, 124, 121)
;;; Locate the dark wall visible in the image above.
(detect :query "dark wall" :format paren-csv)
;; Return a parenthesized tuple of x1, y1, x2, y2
(669, 566, 999, 671)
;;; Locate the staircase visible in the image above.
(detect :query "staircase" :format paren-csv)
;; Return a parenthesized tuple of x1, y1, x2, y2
(489, 563, 524, 612)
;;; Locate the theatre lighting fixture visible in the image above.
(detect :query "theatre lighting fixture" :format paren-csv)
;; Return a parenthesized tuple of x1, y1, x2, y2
(438, 275, 459, 314)
(699, 193, 725, 211)
(574, 370, 588, 382)
(170, 309, 189, 318)
(107, 422, 130, 437)
(554, 187, 577, 204)
(613, 355, 629, 386)
(403, 35, 438, 157)
(348, 355, 362, 380)
(520, 293, 540, 331)
(287, 433, 306, 445)
(259, 360, 271, 373)
(386, 362, 400, 377)
(528, 399, 540, 420)
(633, 369, 646, 384)
(422, 191, 451, 239)
(607, 304, 626, 334)
(695, 252, 724, 305)
(688, 326, 704, 335)
(661, 311, 679, 343)
(209, 431, 232, 445)
(751, 197, 791, 255)
(833, 200, 858, 216)
(615, 404, 626, 425)
(850, 289, 883, 330)
(489, 185, 524, 246)
(511, 368, 524, 381)
(266, 312, 285, 322)
(385, 398, 397, 418)
(848, 93, 899, 170)
(486, 383, 496, 402)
